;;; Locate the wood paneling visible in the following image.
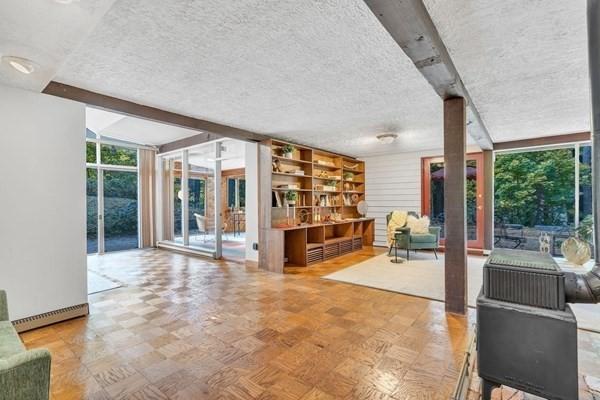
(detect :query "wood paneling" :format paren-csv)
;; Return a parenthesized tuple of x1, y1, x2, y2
(222, 168, 245, 177)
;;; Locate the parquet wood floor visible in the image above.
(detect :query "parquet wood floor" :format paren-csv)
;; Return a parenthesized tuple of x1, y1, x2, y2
(21, 247, 476, 400)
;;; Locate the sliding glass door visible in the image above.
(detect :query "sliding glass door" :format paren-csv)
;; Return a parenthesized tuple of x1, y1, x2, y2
(86, 137, 139, 254)
(103, 170, 138, 252)
(159, 143, 221, 257)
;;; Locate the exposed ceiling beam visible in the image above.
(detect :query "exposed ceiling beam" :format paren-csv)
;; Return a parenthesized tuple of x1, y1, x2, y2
(158, 133, 222, 154)
(43, 82, 268, 146)
(493, 131, 590, 151)
(363, 0, 494, 150)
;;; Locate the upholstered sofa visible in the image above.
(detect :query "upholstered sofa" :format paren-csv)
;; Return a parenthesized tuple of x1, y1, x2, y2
(387, 212, 441, 260)
(0, 290, 51, 400)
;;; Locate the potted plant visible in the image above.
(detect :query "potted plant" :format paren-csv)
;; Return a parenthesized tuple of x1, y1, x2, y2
(325, 180, 337, 191)
(285, 190, 298, 206)
(281, 144, 295, 159)
(343, 172, 354, 181)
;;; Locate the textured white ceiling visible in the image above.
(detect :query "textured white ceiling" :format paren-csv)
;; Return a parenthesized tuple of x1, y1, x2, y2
(86, 107, 200, 146)
(423, 0, 589, 143)
(54, 0, 445, 156)
(0, 0, 116, 91)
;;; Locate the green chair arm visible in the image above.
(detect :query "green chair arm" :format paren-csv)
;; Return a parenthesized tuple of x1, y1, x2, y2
(0, 349, 51, 400)
(394, 228, 411, 248)
(428, 226, 441, 239)
(0, 290, 8, 321)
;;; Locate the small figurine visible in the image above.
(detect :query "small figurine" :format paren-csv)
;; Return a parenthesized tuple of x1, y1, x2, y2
(539, 233, 551, 253)
(272, 159, 282, 172)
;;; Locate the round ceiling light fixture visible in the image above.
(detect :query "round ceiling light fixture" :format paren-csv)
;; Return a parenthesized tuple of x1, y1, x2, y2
(2, 56, 37, 74)
(376, 133, 398, 144)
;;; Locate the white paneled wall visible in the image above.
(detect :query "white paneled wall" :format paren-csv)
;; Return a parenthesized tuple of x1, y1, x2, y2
(364, 149, 440, 246)
(364, 146, 480, 246)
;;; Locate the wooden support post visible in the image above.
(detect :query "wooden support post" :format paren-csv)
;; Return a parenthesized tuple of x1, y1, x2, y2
(444, 97, 468, 314)
(483, 150, 494, 252)
(258, 140, 279, 271)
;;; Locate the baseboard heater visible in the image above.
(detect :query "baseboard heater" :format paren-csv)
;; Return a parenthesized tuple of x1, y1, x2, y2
(12, 303, 89, 333)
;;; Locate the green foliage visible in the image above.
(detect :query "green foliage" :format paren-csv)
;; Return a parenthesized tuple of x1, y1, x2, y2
(343, 172, 354, 180)
(577, 215, 594, 243)
(495, 149, 575, 227)
(285, 191, 298, 201)
(86, 142, 96, 163)
(100, 144, 137, 166)
(281, 144, 294, 154)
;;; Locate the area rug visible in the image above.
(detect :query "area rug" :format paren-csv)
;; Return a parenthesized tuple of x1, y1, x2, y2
(88, 270, 122, 295)
(323, 252, 485, 307)
(323, 252, 600, 331)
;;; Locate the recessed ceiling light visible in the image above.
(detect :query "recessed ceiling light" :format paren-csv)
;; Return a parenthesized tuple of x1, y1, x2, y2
(376, 133, 398, 144)
(2, 56, 37, 74)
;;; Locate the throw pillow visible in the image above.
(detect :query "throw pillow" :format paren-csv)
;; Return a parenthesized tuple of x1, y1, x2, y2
(406, 215, 430, 234)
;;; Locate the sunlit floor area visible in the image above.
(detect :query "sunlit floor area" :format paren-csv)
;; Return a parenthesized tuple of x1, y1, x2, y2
(321, 250, 600, 332)
(23, 248, 473, 400)
(171, 232, 246, 261)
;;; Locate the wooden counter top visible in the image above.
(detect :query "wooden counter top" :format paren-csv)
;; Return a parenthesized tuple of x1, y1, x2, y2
(271, 217, 375, 231)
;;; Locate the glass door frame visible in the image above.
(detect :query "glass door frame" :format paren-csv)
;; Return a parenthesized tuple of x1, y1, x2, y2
(157, 141, 223, 259)
(421, 152, 485, 249)
(86, 136, 140, 254)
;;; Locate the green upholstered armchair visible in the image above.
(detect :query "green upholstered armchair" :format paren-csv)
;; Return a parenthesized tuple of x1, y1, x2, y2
(386, 212, 441, 260)
(0, 290, 51, 400)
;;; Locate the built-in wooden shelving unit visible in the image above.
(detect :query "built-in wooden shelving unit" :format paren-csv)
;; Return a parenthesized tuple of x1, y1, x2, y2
(270, 140, 366, 226)
(264, 139, 373, 269)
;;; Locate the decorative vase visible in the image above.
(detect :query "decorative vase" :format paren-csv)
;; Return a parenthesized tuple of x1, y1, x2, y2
(283, 152, 293, 159)
(561, 237, 591, 266)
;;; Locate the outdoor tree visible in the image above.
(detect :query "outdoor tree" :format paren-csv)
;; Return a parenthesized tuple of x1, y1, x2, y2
(495, 148, 576, 227)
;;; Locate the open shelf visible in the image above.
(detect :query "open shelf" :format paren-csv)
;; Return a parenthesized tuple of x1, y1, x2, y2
(272, 188, 312, 191)
(273, 155, 312, 164)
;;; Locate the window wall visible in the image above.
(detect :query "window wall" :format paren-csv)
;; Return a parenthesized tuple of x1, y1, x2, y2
(86, 135, 139, 254)
(494, 143, 593, 256)
(227, 177, 246, 210)
(160, 144, 220, 256)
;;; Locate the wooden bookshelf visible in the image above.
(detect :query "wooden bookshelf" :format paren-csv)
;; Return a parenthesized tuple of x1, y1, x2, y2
(265, 139, 372, 270)
(270, 140, 366, 226)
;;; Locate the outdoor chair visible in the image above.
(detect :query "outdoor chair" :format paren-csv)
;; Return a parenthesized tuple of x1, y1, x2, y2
(194, 213, 229, 242)
(194, 213, 209, 242)
(494, 220, 527, 249)
(386, 212, 441, 260)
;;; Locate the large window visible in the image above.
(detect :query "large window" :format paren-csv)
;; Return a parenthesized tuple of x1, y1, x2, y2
(86, 137, 139, 254)
(227, 177, 245, 209)
(494, 144, 592, 256)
